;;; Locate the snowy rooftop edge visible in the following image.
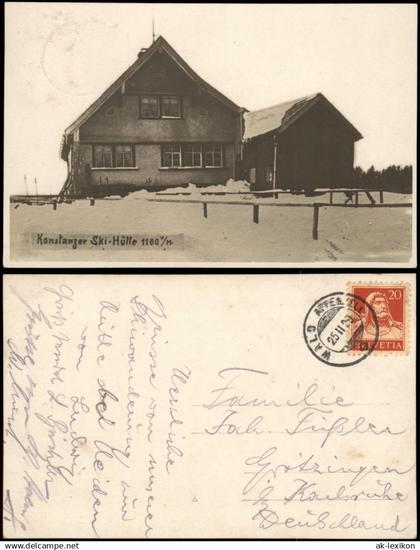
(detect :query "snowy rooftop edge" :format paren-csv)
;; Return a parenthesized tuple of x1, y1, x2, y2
(243, 93, 319, 140)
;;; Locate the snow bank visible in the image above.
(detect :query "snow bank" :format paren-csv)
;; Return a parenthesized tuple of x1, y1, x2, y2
(125, 179, 251, 200)
(125, 188, 150, 199)
(190, 179, 251, 194)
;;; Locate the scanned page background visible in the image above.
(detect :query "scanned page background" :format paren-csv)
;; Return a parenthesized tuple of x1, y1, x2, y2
(3, 274, 416, 538)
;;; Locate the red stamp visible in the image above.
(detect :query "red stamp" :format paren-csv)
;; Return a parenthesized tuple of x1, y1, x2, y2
(350, 284, 407, 353)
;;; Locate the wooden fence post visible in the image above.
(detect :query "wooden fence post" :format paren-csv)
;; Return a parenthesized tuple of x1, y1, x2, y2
(365, 191, 376, 204)
(253, 204, 259, 224)
(203, 202, 208, 218)
(355, 192, 359, 206)
(379, 190, 384, 204)
(312, 205, 320, 240)
(329, 191, 333, 205)
(90, 198, 95, 206)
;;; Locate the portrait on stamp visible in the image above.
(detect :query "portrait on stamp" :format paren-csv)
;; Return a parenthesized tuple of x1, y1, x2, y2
(350, 284, 407, 352)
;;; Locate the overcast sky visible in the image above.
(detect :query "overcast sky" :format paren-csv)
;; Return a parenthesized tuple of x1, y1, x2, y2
(5, 3, 417, 194)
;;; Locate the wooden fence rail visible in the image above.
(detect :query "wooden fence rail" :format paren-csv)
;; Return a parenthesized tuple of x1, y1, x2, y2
(156, 188, 387, 204)
(147, 198, 412, 240)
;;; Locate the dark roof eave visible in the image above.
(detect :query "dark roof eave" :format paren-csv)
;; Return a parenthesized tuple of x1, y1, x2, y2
(245, 125, 363, 144)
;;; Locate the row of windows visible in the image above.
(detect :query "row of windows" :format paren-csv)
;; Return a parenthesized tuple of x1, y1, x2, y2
(161, 144, 223, 168)
(94, 145, 135, 168)
(140, 95, 181, 119)
(92, 144, 224, 168)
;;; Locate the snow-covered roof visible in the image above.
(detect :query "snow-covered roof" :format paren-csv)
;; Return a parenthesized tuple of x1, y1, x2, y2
(243, 93, 362, 141)
(243, 94, 317, 140)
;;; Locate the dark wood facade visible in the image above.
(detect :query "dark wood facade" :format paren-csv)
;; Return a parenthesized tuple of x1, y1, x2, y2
(242, 94, 362, 191)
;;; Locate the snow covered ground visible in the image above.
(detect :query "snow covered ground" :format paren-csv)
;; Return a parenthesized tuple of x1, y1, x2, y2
(8, 188, 413, 264)
(127, 179, 252, 197)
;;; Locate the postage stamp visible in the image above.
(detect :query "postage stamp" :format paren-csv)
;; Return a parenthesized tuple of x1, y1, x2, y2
(348, 283, 408, 353)
(303, 283, 409, 367)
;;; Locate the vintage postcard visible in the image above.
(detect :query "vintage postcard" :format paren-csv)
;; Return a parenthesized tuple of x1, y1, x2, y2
(3, 274, 416, 539)
(4, 3, 417, 266)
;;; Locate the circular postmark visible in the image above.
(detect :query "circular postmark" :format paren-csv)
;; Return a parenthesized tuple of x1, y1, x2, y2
(303, 292, 379, 367)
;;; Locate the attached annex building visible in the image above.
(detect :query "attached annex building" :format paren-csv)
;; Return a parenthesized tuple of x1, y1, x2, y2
(60, 36, 362, 198)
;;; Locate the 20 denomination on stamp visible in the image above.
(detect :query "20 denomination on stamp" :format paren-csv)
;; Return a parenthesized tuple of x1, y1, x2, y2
(349, 283, 407, 352)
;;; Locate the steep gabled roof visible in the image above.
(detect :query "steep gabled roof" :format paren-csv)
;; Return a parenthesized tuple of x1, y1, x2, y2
(64, 35, 244, 137)
(243, 93, 362, 141)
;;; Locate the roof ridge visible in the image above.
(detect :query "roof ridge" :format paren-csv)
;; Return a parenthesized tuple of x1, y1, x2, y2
(247, 93, 320, 115)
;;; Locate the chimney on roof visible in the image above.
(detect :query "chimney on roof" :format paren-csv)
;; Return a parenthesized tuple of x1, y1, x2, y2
(137, 47, 148, 59)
